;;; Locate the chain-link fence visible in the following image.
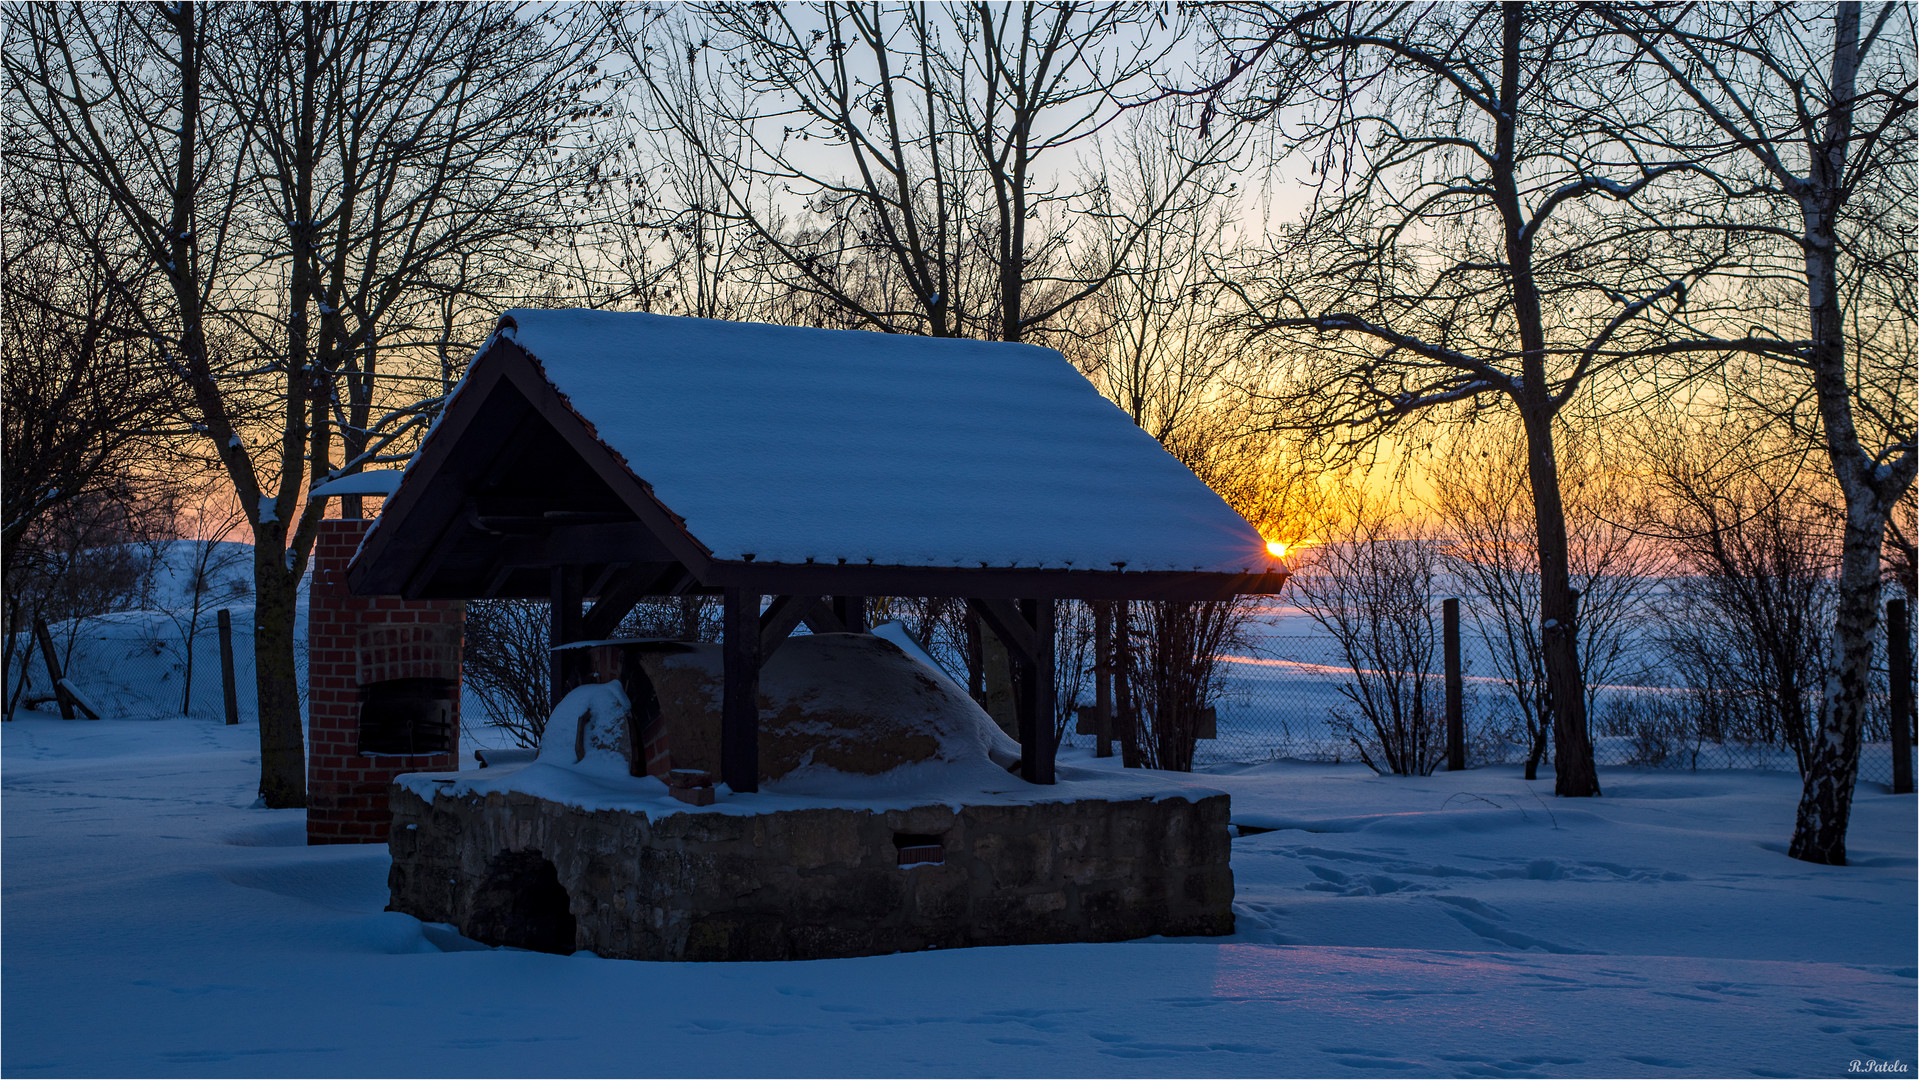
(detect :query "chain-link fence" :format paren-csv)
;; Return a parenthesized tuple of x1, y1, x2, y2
(1174, 624, 1913, 788)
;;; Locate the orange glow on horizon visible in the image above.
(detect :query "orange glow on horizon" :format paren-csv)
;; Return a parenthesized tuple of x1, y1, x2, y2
(1263, 537, 1324, 562)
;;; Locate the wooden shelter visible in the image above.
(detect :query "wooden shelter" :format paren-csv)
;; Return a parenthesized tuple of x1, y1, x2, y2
(349, 310, 1288, 791)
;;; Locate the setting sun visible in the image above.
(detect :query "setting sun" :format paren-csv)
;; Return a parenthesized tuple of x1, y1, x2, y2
(1266, 540, 1288, 559)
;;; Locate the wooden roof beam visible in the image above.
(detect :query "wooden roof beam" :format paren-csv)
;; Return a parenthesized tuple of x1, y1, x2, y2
(581, 562, 681, 640)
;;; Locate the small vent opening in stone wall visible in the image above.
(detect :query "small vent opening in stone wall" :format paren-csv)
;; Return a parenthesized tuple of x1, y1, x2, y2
(357, 676, 455, 756)
(894, 833, 945, 866)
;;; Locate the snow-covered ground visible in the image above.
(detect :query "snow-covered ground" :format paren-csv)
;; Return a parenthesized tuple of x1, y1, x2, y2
(4, 712, 1912, 1077)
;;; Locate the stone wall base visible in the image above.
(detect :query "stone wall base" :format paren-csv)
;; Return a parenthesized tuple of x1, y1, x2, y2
(388, 784, 1234, 961)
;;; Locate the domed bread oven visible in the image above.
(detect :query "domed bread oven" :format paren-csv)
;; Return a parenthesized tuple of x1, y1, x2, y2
(558, 634, 1023, 789)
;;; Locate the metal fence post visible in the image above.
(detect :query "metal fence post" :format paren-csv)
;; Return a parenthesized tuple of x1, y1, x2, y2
(217, 608, 240, 727)
(1890, 596, 1913, 795)
(1093, 600, 1113, 758)
(1444, 598, 1464, 771)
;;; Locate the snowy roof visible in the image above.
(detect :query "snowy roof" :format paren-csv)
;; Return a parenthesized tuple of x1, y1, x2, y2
(498, 309, 1268, 572)
(350, 309, 1287, 601)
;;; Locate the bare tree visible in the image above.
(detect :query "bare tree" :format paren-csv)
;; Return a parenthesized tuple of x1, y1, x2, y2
(1076, 104, 1245, 442)
(1052, 600, 1096, 745)
(1429, 423, 1665, 779)
(463, 600, 553, 749)
(1122, 598, 1252, 772)
(1637, 421, 1842, 774)
(626, 2, 1252, 737)
(626, 2, 1240, 344)
(1293, 494, 1447, 777)
(1, 168, 174, 628)
(8, 3, 613, 804)
(1211, 2, 1732, 796)
(155, 483, 252, 715)
(208, 3, 616, 517)
(1599, 2, 1915, 863)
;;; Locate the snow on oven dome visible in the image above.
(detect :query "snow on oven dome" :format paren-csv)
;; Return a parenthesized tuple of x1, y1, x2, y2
(495, 308, 1272, 574)
(532, 632, 1025, 800)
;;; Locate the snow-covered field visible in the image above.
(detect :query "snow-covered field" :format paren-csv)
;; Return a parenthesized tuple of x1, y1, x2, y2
(4, 711, 1913, 1078)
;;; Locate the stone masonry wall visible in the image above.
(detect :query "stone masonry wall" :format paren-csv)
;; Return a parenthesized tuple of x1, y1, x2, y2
(307, 518, 463, 845)
(388, 785, 1234, 961)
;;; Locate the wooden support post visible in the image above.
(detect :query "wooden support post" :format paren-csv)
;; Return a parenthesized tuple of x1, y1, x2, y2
(1017, 597, 1057, 785)
(32, 616, 74, 720)
(549, 565, 583, 708)
(1890, 596, 1913, 796)
(1444, 597, 1464, 771)
(1114, 600, 1139, 768)
(832, 596, 867, 634)
(217, 608, 240, 726)
(1094, 601, 1113, 758)
(722, 587, 761, 793)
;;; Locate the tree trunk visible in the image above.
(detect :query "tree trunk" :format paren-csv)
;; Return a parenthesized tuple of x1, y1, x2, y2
(180, 602, 201, 714)
(1786, 7, 1896, 859)
(1521, 409, 1600, 796)
(1786, 3, 1899, 863)
(1492, 5, 1596, 796)
(1522, 703, 1547, 781)
(252, 533, 306, 808)
(1789, 512, 1886, 864)
(3, 597, 24, 721)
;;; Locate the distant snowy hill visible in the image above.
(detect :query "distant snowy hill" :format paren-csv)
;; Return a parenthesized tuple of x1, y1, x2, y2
(7, 541, 294, 723)
(7, 541, 502, 750)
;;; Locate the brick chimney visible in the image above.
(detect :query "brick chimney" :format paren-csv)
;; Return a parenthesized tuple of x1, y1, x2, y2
(306, 518, 463, 845)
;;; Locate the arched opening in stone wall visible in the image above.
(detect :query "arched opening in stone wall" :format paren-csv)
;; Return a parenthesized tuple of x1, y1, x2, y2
(466, 850, 576, 954)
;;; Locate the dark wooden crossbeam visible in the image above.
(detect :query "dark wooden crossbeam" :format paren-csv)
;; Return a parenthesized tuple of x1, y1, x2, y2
(654, 566, 698, 596)
(586, 562, 628, 599)
(967, 598, 1039, 666)
(705, 559, 1286, 604)
(757, 594, 806, 656)
(758, 595, 848, 660)
(580, 562, 681, 640)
